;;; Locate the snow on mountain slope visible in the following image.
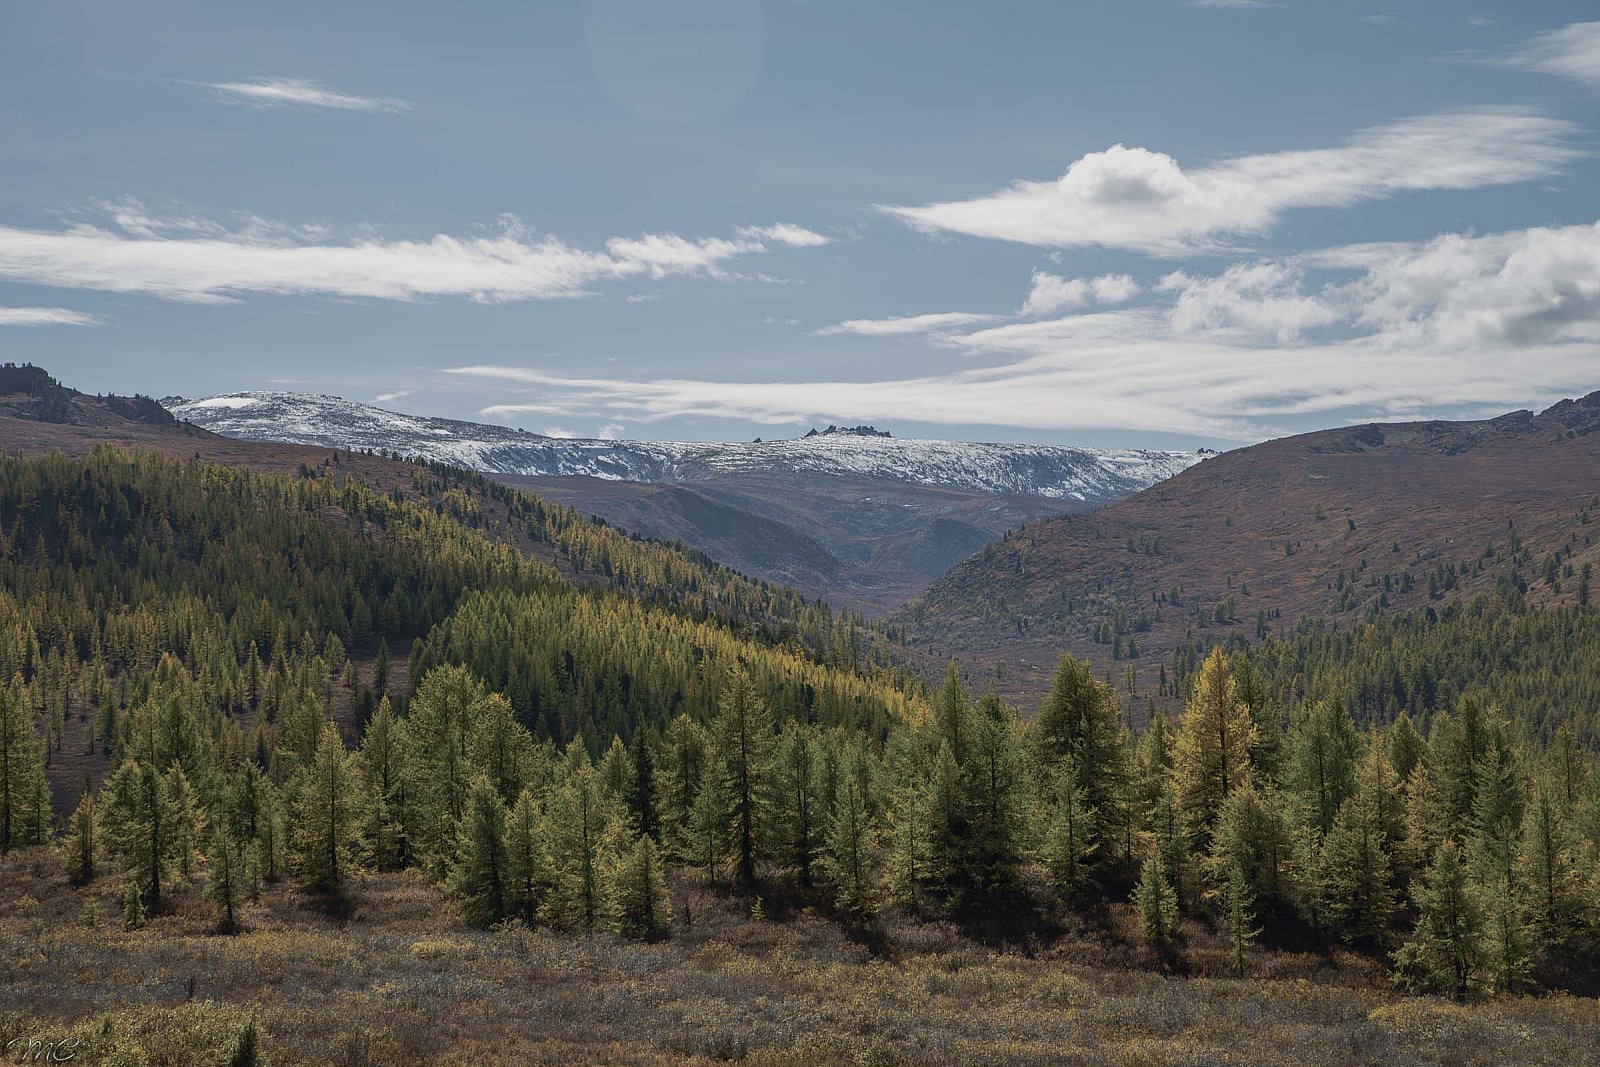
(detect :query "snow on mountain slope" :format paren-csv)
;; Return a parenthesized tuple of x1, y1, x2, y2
(164, 391, 1202, 501)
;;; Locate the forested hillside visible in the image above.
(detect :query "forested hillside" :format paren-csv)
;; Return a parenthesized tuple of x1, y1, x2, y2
(0, 442, 1596, 1010)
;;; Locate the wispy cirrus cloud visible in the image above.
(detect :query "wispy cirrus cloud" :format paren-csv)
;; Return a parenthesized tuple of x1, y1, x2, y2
(0, 306, 103, 326)
(815, 311, 1001, 336)
(195, 77, 413, 113)
(374, 390, 413, 404)
(449, 220, 1600, 439)
(880, 109, 1582, 256)
(1511, 21, 1600, 89)
(0, 204, 829, 305)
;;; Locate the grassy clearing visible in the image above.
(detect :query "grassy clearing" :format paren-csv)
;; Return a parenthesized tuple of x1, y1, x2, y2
(1, 848, 1593, 1066)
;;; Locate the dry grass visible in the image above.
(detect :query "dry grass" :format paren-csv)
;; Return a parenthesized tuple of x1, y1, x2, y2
(1, 847, 1593, 1066)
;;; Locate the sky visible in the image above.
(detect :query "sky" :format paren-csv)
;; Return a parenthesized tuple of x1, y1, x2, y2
(2, 1, 1600, 450)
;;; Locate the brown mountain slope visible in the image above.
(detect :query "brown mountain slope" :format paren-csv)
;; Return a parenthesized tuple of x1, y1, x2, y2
(899, 393, 1600, 705)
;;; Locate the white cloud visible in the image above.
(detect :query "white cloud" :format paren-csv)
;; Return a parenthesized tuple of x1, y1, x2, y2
(197, 77, 412, 113)
(598, 422, 626, 440)
(815, 311, 1001, 336)
(0, 306, 102, 326)
(736, 223, 832, 248)
(0, 207, 828, 305)
(543, 427, 578, 439)
(448, 219, 1600, 440)
(880, 109, 1582, 255)
(1159, 262, 1339, 342)
(1328, 222, 1600, 348)
(1511, 21, 1600, 89)
(1021, 271, 1141, 316)
(374, 390, 412, 404)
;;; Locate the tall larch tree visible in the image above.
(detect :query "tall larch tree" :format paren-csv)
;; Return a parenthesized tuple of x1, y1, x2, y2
(62, 791, 99, 885)
(1393, 840, 1487, 999)
(450, 775, 509, 928)
(1031, 655, 1127, 862)
(543, 751, 613, 930)
(713, 669, 777, 889)
(1174, 649, 1256, 841)
(291, 722, 365, 893)
(504, 788, 549, 924)
(1285, 700, 1360, 836)
(823, 743, 875, 916)
(101, 759, 178, 910)
(659, 714, 707, 861)
(776, 727, 823, 885)
(0, 672, 47, 853)
(603, 828, 669, 939)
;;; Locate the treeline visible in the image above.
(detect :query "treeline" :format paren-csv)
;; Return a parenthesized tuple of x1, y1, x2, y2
(1240, 595, 1600, 746)
(14, 641, 1600, 999)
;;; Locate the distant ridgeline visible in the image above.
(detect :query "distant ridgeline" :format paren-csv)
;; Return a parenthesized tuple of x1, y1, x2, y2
(1, 443, 1599, 999)
(0, 362, 175, 426)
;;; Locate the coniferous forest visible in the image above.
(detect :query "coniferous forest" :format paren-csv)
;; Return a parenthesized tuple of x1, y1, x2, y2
(4, 445, 1600, 1064)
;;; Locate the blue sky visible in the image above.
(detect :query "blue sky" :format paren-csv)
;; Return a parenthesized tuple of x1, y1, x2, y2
(3, 1, 1599, 448)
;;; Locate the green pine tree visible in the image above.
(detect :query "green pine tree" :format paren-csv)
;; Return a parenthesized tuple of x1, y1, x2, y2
(165, 765, 205, 885)
(291, 721, 365, 893)
(1285, 700, 1360, 836)
(450, 775, 509, 928)
(504, 788, 549, 924)
(603, 828, 669, 938)
(205, 821, 245, 933)
(1043, 758, 1097, 898)
(1393, 840, 1487, 999)
(1221, 861, 1259, 977)
(1518, 779, 1583, 943)
(1322, 779, 1395, 944)
(1174, 649, 1256, 841)
(1136, 847, 1179, 958)
(659, 714, 707, 862)
(543, 752, 613, 930)
(776, 727, 823, 884)
(1032, 655, 1128, 862)
(121, 878, 146, 930)
(0, 672, 48, 853)
(822, 745, 875, 916)
(101, 759, 178, 909)
(713, 669, 777, 889)
(62, 791, 98, 886)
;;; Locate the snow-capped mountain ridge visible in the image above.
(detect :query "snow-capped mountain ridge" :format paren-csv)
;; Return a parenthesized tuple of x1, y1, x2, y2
(165, 391, 1201, 501)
